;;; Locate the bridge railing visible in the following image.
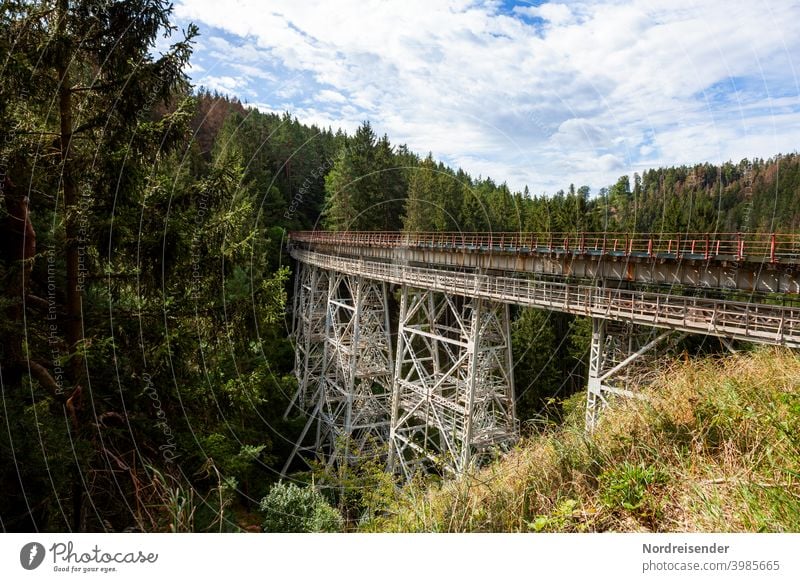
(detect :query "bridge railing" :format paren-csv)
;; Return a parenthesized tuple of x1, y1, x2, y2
(289, 231, 800, 263)
(292, 248, 800, 348)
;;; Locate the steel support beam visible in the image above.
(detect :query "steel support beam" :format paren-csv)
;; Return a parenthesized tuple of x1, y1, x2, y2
(388, 286, 517, 479)
(585, 319, 679, 431)
(285, 266, 393, 472)
(286, 263, 330, 417)
(291, 248, 800, 348)
(293, 231, 800, 295)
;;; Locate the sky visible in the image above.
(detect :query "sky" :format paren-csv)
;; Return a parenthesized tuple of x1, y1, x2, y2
(169, 0, 800, 194)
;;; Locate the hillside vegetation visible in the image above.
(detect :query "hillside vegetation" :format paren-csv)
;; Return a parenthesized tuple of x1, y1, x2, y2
(366, 348, 800, 532)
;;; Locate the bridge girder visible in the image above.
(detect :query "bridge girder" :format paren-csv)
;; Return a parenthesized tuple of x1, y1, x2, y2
(291, 248, 800, 348)
(299, 231, 800, 295)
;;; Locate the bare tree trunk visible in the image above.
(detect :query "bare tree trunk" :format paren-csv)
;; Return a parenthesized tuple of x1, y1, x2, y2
(56, 0, 85, 533)
(57, 0, 83, 387)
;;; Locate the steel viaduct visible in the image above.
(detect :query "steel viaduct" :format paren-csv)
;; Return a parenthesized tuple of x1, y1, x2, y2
(284, 231, 800, 479)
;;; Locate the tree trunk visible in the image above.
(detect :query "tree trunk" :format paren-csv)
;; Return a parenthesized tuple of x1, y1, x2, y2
(57, 0, 83, 387)
(56, 0, 85, 532)
(1, 176, 36, 298)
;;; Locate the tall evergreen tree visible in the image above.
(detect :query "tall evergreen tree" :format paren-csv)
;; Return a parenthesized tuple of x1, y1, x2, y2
(1, 0, 197, 531)
(403, 154, 440, 231)
(324, 122, 407, 231)
(511, 308, 562, 419)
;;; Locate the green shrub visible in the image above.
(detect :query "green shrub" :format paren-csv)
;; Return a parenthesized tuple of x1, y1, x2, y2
(598, 462, 665, 512)
(528, 498, 587, 532)
(260, 482, 343, 532)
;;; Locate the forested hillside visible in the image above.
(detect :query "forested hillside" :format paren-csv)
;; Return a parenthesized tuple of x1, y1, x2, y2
(399, 153, 800, 234)
(1, 1, 798, 533)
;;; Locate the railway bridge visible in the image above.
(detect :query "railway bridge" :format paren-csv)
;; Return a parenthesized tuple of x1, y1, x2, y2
(284, 231, 800, 479)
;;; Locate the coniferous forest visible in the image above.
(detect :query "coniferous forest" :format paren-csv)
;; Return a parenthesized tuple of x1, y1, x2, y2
(2, 1, 799, 533)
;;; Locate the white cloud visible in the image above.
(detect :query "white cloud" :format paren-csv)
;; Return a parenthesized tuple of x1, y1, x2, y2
(317, 89, 348, 104)
(514, 3, 574, 26)
(199, 74, 248, 96)
(597, 154, 625, 172)
(174, 0, 800, 193)
(551, 118, 608, 150)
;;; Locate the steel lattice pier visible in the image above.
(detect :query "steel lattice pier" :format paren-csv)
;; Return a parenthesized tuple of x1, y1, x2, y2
(388, 287, 517, 477)
(283, 265, 393, 473)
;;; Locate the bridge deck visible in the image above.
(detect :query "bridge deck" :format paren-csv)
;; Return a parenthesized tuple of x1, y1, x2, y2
(291, 231, 800, 262)
(290, 231, 800, 295)
(290, 246, 800, 348)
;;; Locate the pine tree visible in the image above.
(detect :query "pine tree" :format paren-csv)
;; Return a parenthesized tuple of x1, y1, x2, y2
(511, 308, 562, 419)
(403, 154, 438, 231)
(375, 133, 406, 230)
(324, 122, 377, 230)
(460, 181, 488, 232)
(0, 0, 196, 530)
(324, 123, 408, 231)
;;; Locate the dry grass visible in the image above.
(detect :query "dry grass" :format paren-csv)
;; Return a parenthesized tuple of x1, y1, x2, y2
(365, 347, 800, 532)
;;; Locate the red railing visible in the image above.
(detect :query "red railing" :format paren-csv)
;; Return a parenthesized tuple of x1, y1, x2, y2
(288, 231, 800, 264)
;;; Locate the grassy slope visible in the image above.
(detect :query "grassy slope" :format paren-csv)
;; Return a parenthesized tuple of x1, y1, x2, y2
(366, 348, 800, 532)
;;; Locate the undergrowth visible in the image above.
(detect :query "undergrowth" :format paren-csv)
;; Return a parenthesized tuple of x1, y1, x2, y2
(363, 347, 800, 532)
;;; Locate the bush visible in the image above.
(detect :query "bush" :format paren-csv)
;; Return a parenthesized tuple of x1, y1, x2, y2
(528, 498, 587, 532)
(598, 462, 665, 512)
(260, 482, 343, 532)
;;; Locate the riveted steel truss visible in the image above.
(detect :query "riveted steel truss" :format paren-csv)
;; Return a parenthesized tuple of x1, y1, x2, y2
(283, 268, 393, 474)
(388, 286, 518, 478)
(287, 238, 800, 478)
(585, 318, 682, 431)
(287, 263, 330, 414)
(318, 273, 394, 465)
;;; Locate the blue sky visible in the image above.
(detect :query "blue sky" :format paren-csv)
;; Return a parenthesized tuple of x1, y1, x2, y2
(170, 0, 800, 194)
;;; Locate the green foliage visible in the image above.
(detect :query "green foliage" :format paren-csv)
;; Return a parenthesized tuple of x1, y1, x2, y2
(2, 0, 800, 536)
(315, 437, 398, 528)
(567, 316, 593, 378)
(528, 498, 586, 532)
(260, 482, 343, 533)
(147, 464, 238, 533)
(598, 462, 665, 512)
(324, 122, 408, 231)
(404, 154, 440, 231)
(399, 152, 800, 238)
(511, 308, 562, 420)
(0, 4, 305, 532)
(201, 434, 269, 486)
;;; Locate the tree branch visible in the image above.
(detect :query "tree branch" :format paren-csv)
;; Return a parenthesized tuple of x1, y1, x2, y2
(26, 360, 66, 401)
(24, 294, 51, 312)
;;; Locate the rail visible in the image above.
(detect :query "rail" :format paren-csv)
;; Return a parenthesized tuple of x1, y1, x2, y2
(291, 248, 800, 348)
(289, 231, 800, 264)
